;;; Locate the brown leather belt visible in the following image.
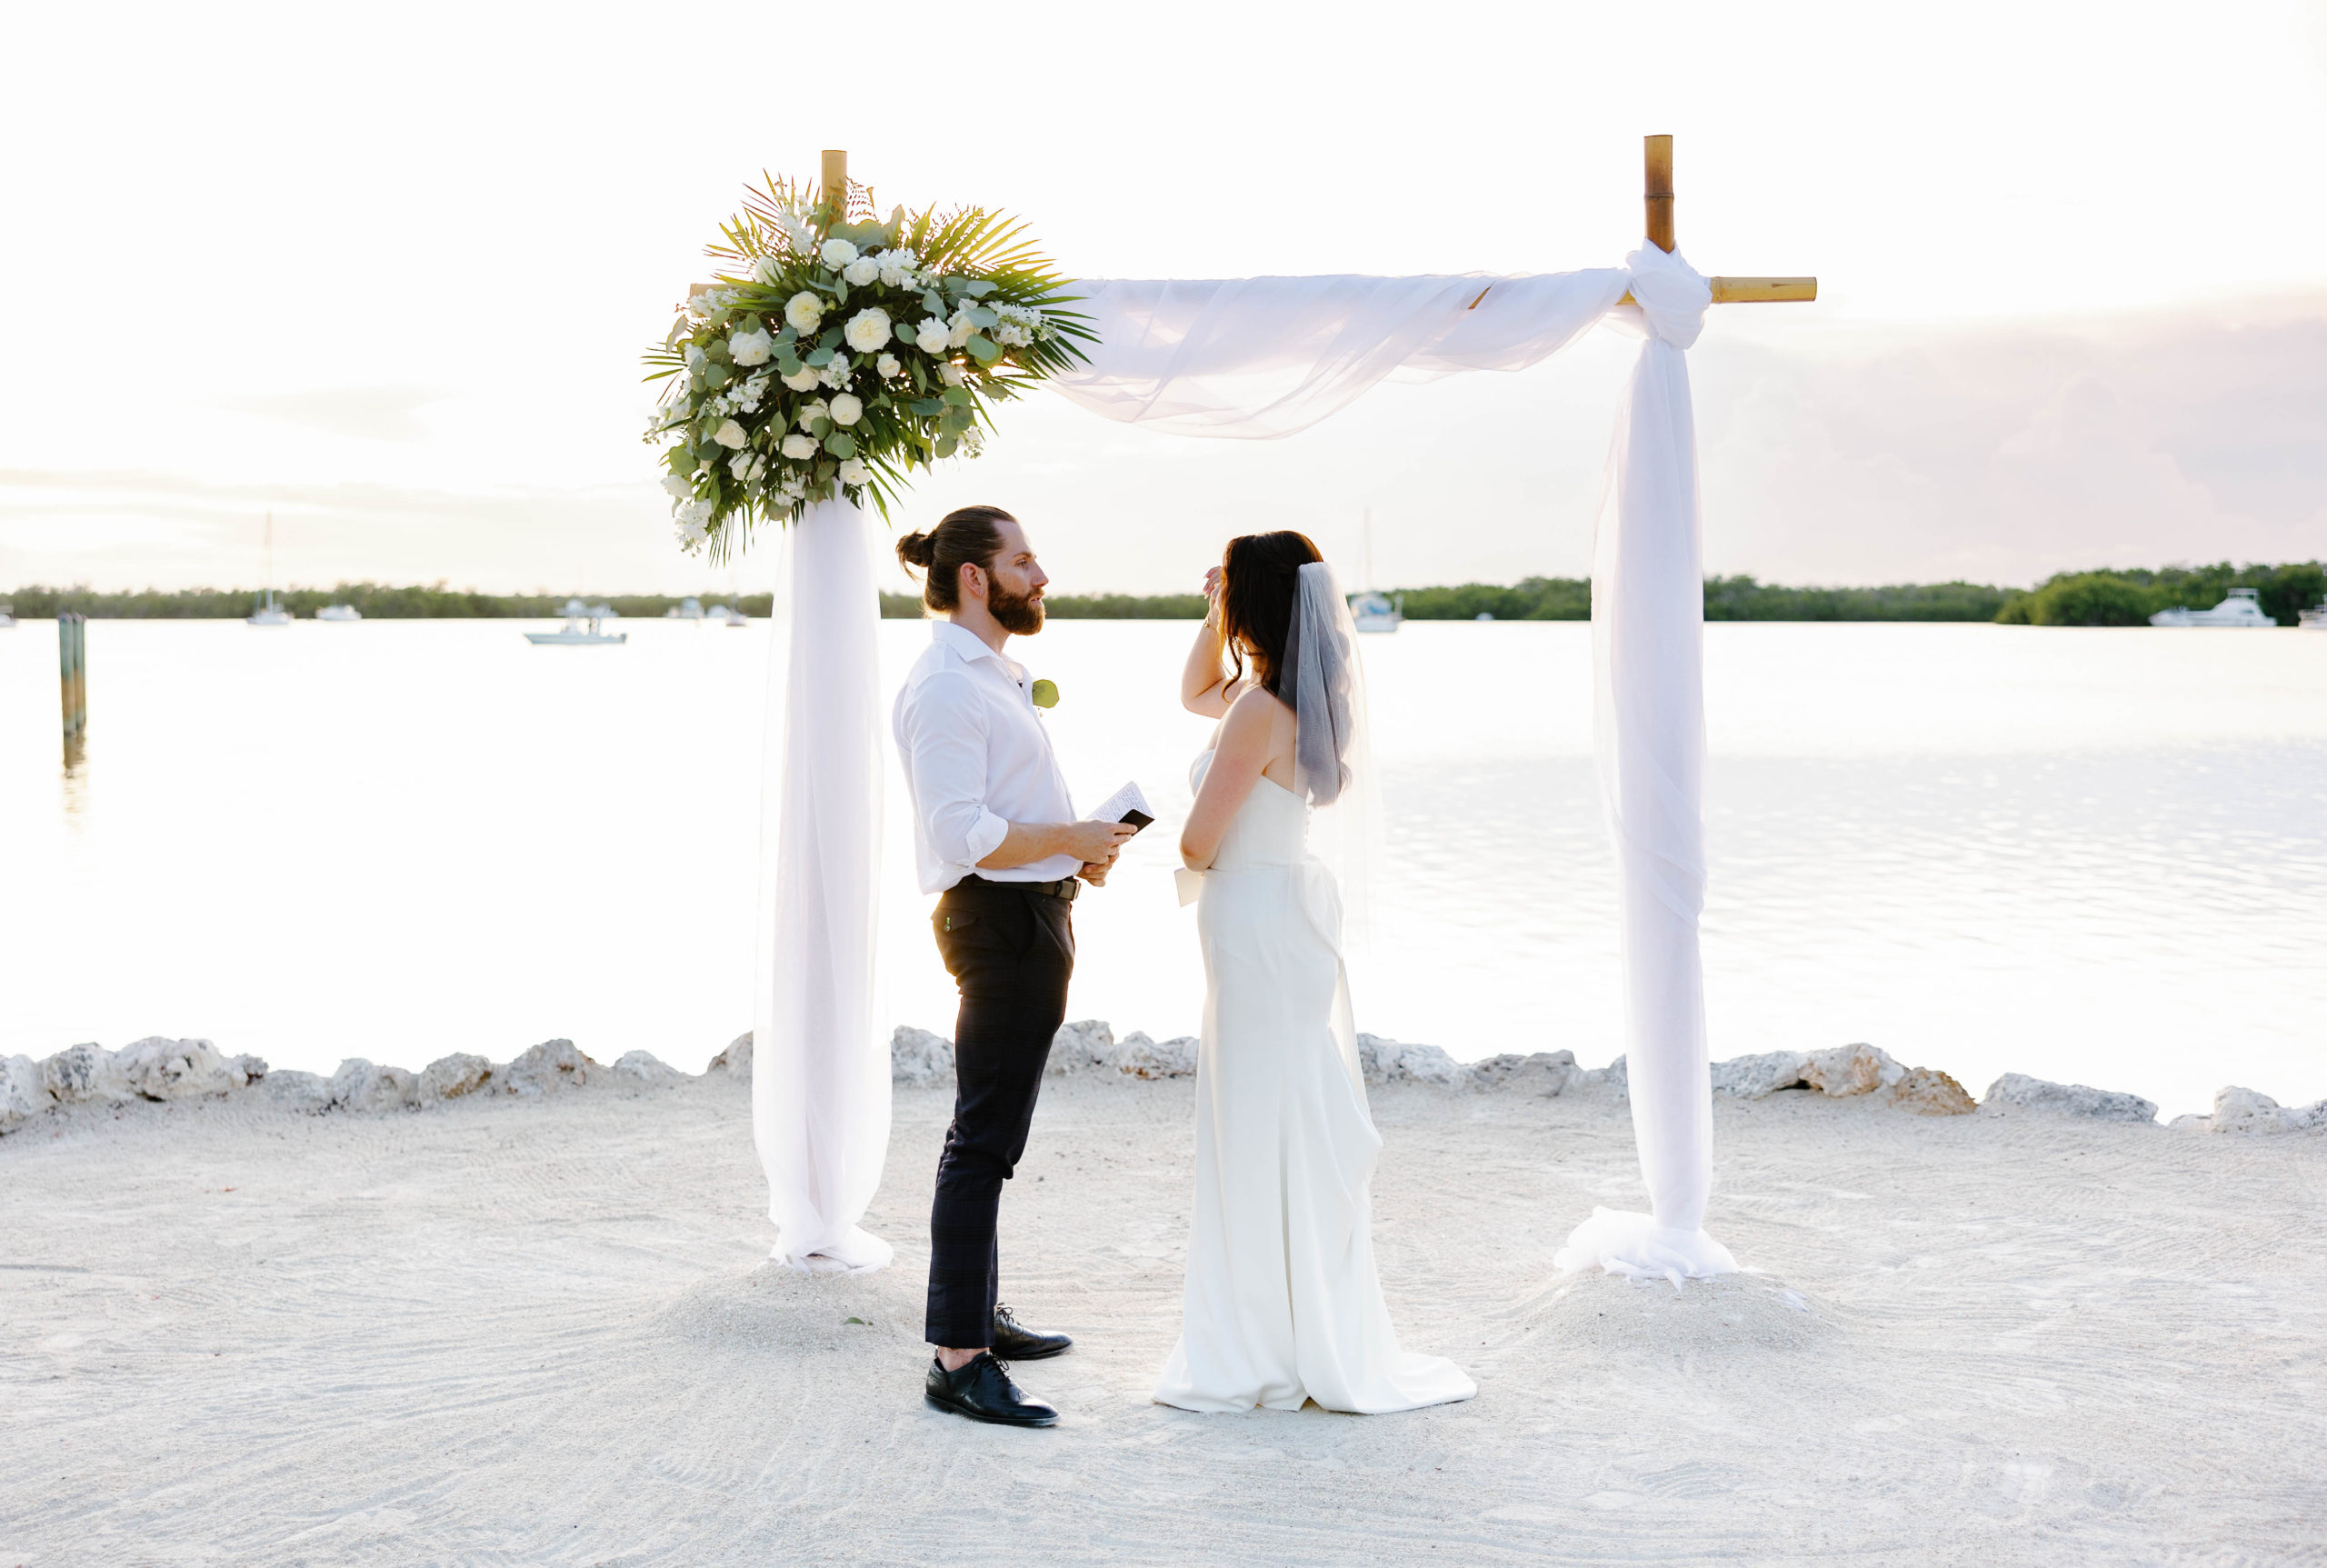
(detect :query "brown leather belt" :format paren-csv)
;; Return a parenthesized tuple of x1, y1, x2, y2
(954, 874, 1079, 902)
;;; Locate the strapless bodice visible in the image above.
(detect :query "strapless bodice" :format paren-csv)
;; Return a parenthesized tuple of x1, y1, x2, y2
(1191, 748, 1309, 870)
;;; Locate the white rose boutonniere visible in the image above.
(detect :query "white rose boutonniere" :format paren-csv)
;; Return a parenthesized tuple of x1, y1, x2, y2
(784, 292, 824, 334)
(828, 393, 864, 426)
(844, 307, 892, 354)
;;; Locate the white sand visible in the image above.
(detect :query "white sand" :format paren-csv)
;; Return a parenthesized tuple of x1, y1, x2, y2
(4, 1074, 2322, 1564)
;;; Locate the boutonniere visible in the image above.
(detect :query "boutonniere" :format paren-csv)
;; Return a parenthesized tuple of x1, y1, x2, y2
(1030, 678, 1059, 709)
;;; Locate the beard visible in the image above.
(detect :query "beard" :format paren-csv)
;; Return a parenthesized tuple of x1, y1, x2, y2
(989, 579, 1044, 635)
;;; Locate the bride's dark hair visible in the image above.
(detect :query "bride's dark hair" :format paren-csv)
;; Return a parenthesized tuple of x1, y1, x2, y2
(1218, 530, 1323, 698)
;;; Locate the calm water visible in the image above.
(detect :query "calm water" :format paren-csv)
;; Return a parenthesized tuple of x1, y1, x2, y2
(5, 618, 2323, 1119)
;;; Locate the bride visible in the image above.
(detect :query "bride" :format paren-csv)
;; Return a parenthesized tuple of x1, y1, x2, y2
(1154, 530, 1475, 1415)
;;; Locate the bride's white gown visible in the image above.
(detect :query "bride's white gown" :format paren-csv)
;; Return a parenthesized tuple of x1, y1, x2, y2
(1154, 750, 1476, 1414)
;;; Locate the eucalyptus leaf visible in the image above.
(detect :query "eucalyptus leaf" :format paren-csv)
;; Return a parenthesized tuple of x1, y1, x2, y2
(911, 398, 944, 416)
(805, 347, 834, 367)
(935, 434, 959, 458)
(704, 365, 733, 389)
(824, 432, 856, 459)
(810, 417, 833, 438)
(818, 326, 844, 353)
(968, 305, 998, 329)
(778, 354, 803, 375)
(921, 289, 947, 315)
(964, 335, 1001, 364)
(941, 387, 973, 407)
(961, 278, 997, 298)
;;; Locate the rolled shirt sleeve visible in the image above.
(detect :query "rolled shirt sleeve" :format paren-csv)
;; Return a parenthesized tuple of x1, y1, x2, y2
(900, 670, 1012, 878)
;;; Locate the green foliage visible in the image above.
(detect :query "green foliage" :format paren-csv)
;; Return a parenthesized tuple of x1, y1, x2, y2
(1994, 561, 2327, 626)
(1396, 578, 1593, 620)
(1703, 576, 2010, 622)
(5, 584, 774, 620)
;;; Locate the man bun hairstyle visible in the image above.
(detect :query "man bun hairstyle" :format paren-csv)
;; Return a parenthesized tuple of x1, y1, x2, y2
(895, 504, 1015, 614)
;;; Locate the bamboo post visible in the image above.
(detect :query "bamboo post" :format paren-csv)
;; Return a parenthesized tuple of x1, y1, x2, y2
(821, 148, 848, 222)
(1644, 135, 1674, 253)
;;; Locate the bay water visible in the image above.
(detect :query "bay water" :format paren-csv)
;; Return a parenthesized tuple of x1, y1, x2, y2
(4, 617, 2322, 1119)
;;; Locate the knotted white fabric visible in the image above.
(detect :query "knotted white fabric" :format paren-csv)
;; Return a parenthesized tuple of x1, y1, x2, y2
(1054, 249, 1738, 1282)
(753, 494, 892, 1272)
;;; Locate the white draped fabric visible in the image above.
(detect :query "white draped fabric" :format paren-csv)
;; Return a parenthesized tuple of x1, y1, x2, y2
(1051, 246, 1738, 1283)
(752, 494, 893, 1272)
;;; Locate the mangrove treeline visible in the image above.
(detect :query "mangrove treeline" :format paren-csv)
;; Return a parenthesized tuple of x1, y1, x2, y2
(9, 561, 2321, 626)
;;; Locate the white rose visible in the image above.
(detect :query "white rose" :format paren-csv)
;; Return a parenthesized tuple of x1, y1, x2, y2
(684, 343, 706, 367)
(948, 313, 977, 349)
(829, 393, 863, 426)
(784, 291, 824, 334)
(801, 398, 830, 425)
(842, 255, 880, 286)
(781, 433, 820, 460)
(837, 457, 870, 485)
(940, 362, 967, 386)
(714, 419, 747, 449)
(914, 317, 951, 354)
(844, 307, 892, 354)
(661, 473, 694, 499)
(728, 326, 773, 366)
(753, 255, 784, 285)
(782, 365, 822, 391)
(876, 353, 901, 378)
(819, 237, 857, 269)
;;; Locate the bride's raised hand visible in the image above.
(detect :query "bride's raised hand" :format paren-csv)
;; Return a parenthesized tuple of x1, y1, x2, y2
(1202, 565, 1223, 626)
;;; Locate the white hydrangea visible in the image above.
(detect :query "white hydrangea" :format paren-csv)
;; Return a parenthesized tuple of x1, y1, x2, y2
(837, 457, 870, 485)
(819, 355, 852, 390)
(728, 451, 765, 483)
(684, 343, 707, 368)
(961, 425, 984, 455)
(781, 433, 820, 460)
(675, 514, 709, 552)
(914, 317, 950, 354)
(729, 326, 773, 366)
(819, 237, 857, 269)
(661, 473, 694, 499)
(784, 291, 824, 334)
(734, 374, 770, 413)
(829, 393, 863, 426)
(713, 419, 747, 449)
(993, 323, 1033, 349)
(877, 249, 919, 287)
(774, 211, 814, 253)
(842, 255, 880, 286)
(779, 474, 807, 499)
(876, 353, 901, 378)
(844, 307, 891, 354)
(782, 365, 823, 391)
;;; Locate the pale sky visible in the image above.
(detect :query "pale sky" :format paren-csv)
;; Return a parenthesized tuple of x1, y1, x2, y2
(4, 0, 2323, 598)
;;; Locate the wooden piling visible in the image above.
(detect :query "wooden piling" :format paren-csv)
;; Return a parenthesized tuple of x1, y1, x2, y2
(58, 612, 86, 742)
(821, 149, 849, 222)
(1644, 135, 1675, 253)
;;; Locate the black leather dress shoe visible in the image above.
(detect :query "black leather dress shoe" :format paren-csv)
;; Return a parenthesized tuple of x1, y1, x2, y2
(925, 1352, 1058, 1427)
(991, 1303, 1073, 1361)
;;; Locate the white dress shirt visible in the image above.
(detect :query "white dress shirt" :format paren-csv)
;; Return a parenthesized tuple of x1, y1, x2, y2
(893, 619, 1080, 894)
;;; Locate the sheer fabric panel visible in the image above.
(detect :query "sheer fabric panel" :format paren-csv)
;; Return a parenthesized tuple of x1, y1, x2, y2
(753, 495, 894, 1272)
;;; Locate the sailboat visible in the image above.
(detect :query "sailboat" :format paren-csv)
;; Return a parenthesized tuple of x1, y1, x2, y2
(246, 512, 293, 625)
(1350, 507, 1403, 634)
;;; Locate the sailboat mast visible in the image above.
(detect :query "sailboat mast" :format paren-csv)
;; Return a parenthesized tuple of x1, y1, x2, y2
(1363, 508, 1373, 592)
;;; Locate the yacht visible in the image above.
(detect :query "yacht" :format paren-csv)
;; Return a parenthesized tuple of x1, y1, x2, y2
(2299, 598, 2327, 632)
(0, 604, 15, 629)
(705, 601, 748, 626)
(1350, 589, 1404, 634)
(664, 596, 705, 621)
(246, 589, 293, 627)
(2149, 587, 2277, 628)
(525, 599, 627, 645)
(315, 604, 362, 623)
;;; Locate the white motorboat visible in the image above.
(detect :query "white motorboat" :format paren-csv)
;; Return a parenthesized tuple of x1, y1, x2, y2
(664, 596, 705, 621)
(315, 604, 362, 623)
(2150, 587, 2277, 628)
(705, 602, 747, 626)
(526, 599, 627, 645)
(246, 589, 293, 627)
(0, 605, 15, 629)
(2299, 598, 2327, 631)
(1351, 589, 1403, 634)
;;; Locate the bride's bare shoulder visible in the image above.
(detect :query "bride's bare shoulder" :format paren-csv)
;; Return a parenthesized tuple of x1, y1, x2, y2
(1224, 684, 1293, 730)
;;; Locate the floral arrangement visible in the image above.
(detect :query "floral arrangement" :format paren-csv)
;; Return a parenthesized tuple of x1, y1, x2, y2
(644, 175, 1090, 557)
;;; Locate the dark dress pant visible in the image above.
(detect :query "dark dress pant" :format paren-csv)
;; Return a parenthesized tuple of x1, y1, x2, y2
(925, 877, 1074, 1348)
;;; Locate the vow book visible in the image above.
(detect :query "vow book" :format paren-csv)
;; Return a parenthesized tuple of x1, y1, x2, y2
(1085, 780, 1154, 832)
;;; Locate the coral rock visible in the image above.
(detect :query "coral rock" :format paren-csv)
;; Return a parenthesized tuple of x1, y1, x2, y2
(417, 1053, 493, 1103)
(1046, 1019, 1116, 1075)
(2181, 1086, 2327, 1134)
(328, 1059, 417, 1114)
(258, 1070, 334, 1114)
(231, 1054, 268, 1086)
(1114, 1031, 1197, 1080)
(612, 1050, 683, 1085)
(1711, 1051, 1811, 1100)
(497, 1039, 597, 1095)
(1799, 1043, 1905, 1099)
(708, 1033, 753, 1077)
(41, 1043, 129, 1105)
(1982, 1073, 2157, 1124)
(1356, 1034, 1464, 1087)
(1469, 1051, 1583, 1096)
(1889, 1066, 1977, 1116)
(1, 1054, 49, 1134)
(890, 1026, 955, 1087)
(115, 1037, 238, 1102)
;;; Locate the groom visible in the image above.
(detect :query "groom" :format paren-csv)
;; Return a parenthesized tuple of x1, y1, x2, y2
(891, 504, 1137, 1428)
